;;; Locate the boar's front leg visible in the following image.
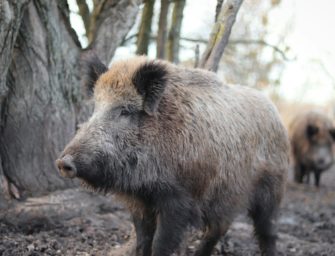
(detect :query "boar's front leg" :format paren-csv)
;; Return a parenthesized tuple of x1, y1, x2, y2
(151, 194, 195, 256)
(294, 164, 304, 183)
(194, 219, 230, 256)
(133, 208, 157, 256)
(314, 170, 321, 187)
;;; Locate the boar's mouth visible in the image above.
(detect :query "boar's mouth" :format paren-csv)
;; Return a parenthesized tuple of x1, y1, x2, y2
(57, 150, 139, 193)
(59, 168, 77, 179)
(314, 161, 333, 172)
(55, 155, 77, 179)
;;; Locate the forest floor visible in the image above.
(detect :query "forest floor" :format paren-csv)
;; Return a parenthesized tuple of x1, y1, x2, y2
(0, 168, 335, 256)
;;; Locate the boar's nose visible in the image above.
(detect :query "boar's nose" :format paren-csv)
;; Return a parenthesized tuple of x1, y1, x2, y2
(317, 158, 325, 166)
(56, 155, 77, 178)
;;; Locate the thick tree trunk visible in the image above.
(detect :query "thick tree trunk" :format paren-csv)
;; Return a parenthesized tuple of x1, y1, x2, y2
(199, 0, 243, 72)
(136, 0, 155, 55)
(166, 0, 186, 63)
(156, 0, 170, 59)
(0, 0, 140, 207)
(0, 0, 82, 202)
(0, 0, 31, 208)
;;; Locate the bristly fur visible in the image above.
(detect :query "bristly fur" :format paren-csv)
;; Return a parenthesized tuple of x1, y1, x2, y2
(290, 110, 335, 186)
(132, 61, 168, 115)
(81, 51, 108, 97)
(59, 56, 290, 256)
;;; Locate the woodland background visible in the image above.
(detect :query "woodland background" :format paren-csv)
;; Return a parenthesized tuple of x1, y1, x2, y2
(0, 1, 334, 255)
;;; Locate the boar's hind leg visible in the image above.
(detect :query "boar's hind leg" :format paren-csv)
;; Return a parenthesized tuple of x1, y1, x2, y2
(151, 196, 196, 256)
(193, 219, 230, 256)
(133, 208, 156, 256)
(294, 164, 303, 183)
(249, 175, 280, 256)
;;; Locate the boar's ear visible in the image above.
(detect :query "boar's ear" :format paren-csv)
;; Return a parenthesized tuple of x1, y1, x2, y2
(81, 51, 108, 97)
(132, 61, 168, 116)
(329, 128, 335, 141)
(306, 124, 319, 139)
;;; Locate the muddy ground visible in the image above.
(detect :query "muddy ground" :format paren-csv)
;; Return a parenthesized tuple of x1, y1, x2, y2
(0, 168, 334, 256)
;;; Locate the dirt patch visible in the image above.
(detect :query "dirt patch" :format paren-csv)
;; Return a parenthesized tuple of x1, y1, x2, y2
(1, 168, 335, 256)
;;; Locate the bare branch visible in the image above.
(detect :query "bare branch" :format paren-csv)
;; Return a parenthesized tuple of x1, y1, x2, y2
(229, 39, 292, 61)
(180, 36, 207, 44)
(58, 0, 82, 48)
(199, 0, 244, 72)
(122, 34, 291, 62)
(121, 33, 138, 45)
(311, 59, 335, 86)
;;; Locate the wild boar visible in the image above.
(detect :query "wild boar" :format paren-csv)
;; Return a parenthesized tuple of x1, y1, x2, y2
(290, 111, 335, 187)
(56, 53, 289, 256)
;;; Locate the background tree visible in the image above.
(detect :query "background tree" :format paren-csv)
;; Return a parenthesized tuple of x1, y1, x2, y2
(156, 0, 170, 59)
(217, 0, 290, 89)
(0, 0, 141, 208)
(166, 0, 186, 63)
(136, 0, 155, 55)
(199, 0, 244, 71)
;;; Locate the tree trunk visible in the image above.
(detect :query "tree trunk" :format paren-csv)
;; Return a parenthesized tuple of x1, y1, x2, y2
(91, 0, 141, 63)
(0, 0, 140, 207)
(199, 0, 243, 72)
(0, 0, 31, 208)
(136, 0, 155, 55)
(215, 0, 224, 22)
(76, 0, 91, 38)
(156, 0, 170, 59)
(166, 0, 185, 63)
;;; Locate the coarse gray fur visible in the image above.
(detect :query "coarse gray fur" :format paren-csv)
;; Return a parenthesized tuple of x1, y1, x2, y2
(56, 55, 290, 256)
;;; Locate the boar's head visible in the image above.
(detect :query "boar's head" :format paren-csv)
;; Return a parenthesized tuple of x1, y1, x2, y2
(305, 122, 335, 171)
(56, 53, 168, 193)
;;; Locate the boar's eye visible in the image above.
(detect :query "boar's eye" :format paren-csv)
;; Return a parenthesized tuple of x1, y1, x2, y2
(306, 124, 319, 139)
(75, 123, 83, 132)
(120, 108, 131, 116)
(119, 105, 137, 117)
(329, 128, 335, 141)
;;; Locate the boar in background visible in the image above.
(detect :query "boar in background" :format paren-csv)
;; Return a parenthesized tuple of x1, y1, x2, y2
(290, 111, 335, 187)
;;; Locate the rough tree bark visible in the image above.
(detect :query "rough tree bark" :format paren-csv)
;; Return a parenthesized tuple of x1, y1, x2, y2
(156, 0, 170, 59)
(0, 0, 140, 208)
(215, 0, 224, 22)
(91, 0, 141, 64)
(136, 0, 155, 55)
(199, 0, 243, 72)
(0, 0, 31, 207)
(166, 0, 185, 63)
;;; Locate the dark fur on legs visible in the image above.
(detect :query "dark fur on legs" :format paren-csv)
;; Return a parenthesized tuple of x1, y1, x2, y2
(314, 170, 321, 187)
(193, 219, 230, 256)
(249, 174, 281, 256)
(151, 193, 199, 256)
(133, 208, 156, 256)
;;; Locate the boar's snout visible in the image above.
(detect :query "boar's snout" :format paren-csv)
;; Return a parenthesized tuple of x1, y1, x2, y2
(315, 156, 333, 171)
(56, 154, 77, 178)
